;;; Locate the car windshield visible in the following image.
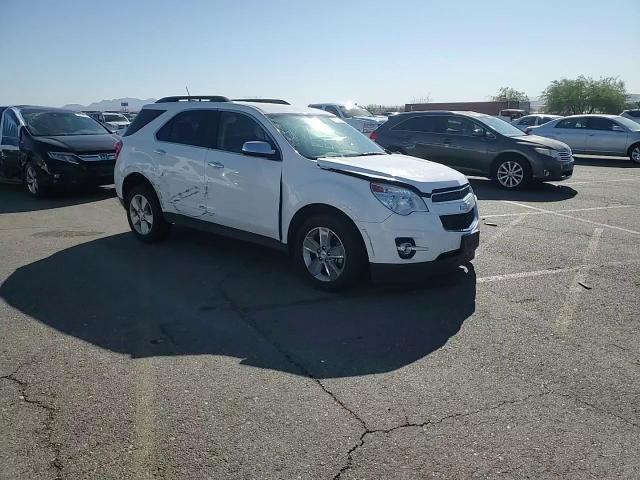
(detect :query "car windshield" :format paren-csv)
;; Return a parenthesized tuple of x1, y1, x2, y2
(615, 116, 640, 131)
(339, 105, 373, 118)
(22, 110, 109, 136)
(103, 114, 128, 123)
(477, 116, 527, 137)
(267, 114, 385, 159)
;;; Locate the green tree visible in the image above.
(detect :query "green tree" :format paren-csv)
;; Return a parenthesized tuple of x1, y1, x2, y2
(492, 87, 529, 103)
(541, 76, 628, 115)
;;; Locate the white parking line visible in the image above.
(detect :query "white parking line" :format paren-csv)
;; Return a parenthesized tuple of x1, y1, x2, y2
(556, 228, 602, 332)
(561, 178, 640, 186)
(504, 201, 640, 235)
(482, 204, 636, 219)
(476, 257, 640, 284)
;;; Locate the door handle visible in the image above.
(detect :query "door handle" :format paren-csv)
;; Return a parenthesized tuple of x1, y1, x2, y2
(153, 149, 166, 155)
(208, 161, 224, 169)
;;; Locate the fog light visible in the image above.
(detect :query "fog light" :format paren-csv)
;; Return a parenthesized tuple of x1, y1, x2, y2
(395, 237, 416, 259)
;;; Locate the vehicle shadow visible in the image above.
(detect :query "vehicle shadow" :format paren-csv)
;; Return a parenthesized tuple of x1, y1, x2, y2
(573, 156, 637, 168)
(0, 229, 476, 379)
(0, 183, 116, 214)
(469, 177, 577, 202)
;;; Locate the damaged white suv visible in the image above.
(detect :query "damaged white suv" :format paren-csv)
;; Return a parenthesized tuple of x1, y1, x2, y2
(114, 96, 479, 290)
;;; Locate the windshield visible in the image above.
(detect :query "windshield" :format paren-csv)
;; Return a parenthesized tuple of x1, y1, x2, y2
(22, 110, 109, 136)
(615, 116, 640, 131)
(267, 114, 385, 159)
(339, 105, 373, 118)
(477, 116, 527, 137)
(103, 114, 128, 123)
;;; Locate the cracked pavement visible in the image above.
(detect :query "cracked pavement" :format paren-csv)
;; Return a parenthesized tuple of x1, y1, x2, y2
(1, 158, 639, 479)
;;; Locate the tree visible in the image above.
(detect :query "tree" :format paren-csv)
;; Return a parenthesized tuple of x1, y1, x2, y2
(492, 87, 529, 103)
(541, 76, 628, 115)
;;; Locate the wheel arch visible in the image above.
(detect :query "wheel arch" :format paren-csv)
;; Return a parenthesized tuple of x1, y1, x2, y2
(122, 172, 157, 202)
(627, 142, 640, 157)
(286, 203, 369, 259)
(490, 151, 532, 176)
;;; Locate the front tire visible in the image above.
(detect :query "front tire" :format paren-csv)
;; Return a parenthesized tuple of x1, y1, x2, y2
(493, 156, 531, 189)
(630, 144, 640, 164)
(293, 214, 366, 291)
(23, 161, 48, 198)
(125, 185, 170, 243)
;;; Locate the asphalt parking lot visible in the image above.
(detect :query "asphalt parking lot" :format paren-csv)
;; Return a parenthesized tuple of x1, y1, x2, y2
(1, 157, 639, 480)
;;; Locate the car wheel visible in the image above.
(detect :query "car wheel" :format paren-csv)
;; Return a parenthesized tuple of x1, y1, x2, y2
(23, 161, 47, 198)
(125, 185, 170, 243)
(493, 157, 531, 189)
(630, 144, 640, 164)
(293, 214, 366, 291)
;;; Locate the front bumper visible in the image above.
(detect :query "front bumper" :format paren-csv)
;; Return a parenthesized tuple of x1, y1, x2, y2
(533, 157, 574, 181)
(39, 160, 115, 188)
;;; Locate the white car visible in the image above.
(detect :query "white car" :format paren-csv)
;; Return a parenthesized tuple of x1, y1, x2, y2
(86, 111, 131, 134)
(512, 114, 562, 131)
(308, 103, 387, 134)
(114, 96, 479, 290)
(620, 109, 640, 124)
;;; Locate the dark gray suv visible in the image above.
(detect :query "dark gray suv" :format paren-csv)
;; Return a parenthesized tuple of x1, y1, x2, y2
(371, 111, 574, 189)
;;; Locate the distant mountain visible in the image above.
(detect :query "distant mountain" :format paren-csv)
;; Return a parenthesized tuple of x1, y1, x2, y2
(62, 97, 156, 112)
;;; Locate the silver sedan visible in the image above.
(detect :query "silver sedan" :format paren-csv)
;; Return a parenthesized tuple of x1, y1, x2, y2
(528, 114, 640, 164)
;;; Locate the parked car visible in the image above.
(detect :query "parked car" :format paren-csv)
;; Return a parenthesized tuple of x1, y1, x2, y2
(84, 111, 131, 134)
(115, 96, 479, 290)
(512, 114, 562, 131)
(370, 111, 574, 189)
(620, 109, 640, 124)
(527, 115, 640, 164)
(308, 103, 387, 134)
(0, 106, 119, 196)
(497, 109, 527, 123)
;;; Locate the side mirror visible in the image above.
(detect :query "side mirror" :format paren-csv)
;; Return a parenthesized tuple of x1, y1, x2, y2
(486, 131, 496, 139)
(612, 125, 625, 132)
(242, 141, 277, 159)
(471, 127, 485, 137)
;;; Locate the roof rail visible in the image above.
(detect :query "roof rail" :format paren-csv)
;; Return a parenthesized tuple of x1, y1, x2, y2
(155, 95, 230, 103)
(232, 98, 291, 105)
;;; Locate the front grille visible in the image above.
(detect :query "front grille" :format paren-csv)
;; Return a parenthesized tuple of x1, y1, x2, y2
(558, 150, 572, 161)
(432, 184, 471, 203)
(78, 152, 116, 162)
(440, 210, 475, 231)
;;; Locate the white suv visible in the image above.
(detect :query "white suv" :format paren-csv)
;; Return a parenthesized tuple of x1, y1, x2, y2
(308, 103, 387, 134)
(114, 96, 479, 290)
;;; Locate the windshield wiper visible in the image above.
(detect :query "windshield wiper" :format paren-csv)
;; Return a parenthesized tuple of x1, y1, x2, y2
(354, 152, 385, 156)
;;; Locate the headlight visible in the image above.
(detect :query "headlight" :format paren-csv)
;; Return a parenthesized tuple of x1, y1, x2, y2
(47, 152, 80, 164)
(370, 182, 428, 215)
(534, 147, 560, 159)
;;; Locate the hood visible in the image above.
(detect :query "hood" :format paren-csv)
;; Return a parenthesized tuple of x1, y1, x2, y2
(34, 134, 119, 152)
(353, 115, 387, 124)
(317, 153, 467, 193)
(515, 134, 570, 151)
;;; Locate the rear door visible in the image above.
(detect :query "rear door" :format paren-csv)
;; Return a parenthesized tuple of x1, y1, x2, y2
(550, 117, 588, 152)
(153, 109, 215, 216)
(0, 109, 21, 178)
(585, 117, 628, 155)
(204, 110, 282, 239)
(439, 116, 489, 174)
(386, 115, 449, 164)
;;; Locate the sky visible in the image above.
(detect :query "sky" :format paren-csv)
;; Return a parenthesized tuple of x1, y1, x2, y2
(1, 0, 638, 107)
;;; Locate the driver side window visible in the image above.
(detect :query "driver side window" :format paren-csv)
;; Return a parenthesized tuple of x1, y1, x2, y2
(217, 112, 271, 154)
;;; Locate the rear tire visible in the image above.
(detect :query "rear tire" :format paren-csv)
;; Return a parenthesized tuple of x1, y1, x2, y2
(629, 144, 640, 164)
(293, 214, 366, 291)
(492, 156, 531, 189)
(125, 185, 171, 243)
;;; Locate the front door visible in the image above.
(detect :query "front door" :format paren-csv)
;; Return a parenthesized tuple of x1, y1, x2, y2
(153, 109, 214, 216)
(439, 116, 489, 174)
(0, 109, 22, 178)
(585, 117, 629, 155)
(204, 110, 282, 239)
(550, 117, 588, 153)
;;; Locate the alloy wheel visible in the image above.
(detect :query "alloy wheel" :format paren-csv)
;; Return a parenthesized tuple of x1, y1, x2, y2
(302, 226, 346, 282)
(632, 146, 640, 163)
(129, 194, 154, 235)
(497, 161, 524, 188)
(26, 166, 39, 195)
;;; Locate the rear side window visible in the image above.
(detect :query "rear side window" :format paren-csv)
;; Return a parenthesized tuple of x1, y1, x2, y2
(216, 111, 272, 154)
(556, 118, 587, 129)
(156, 110, 215, 147)
(1, 110, 20, 146)
(392, 115, 444, 133)
(123, 109, 165, 136)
